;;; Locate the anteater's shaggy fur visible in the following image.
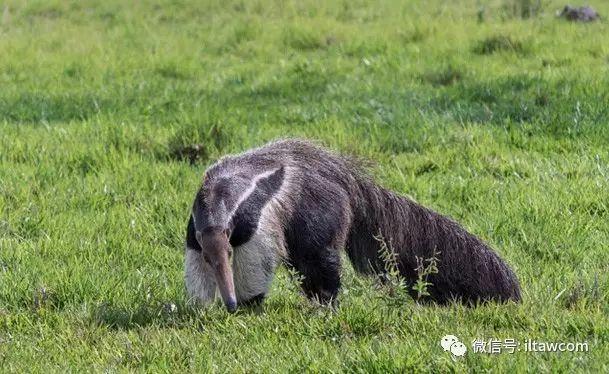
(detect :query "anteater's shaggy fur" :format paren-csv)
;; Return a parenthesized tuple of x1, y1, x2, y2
(185, 139, 521, 311)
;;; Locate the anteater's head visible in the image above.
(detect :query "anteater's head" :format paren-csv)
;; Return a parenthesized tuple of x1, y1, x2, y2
(195, 225, 236, 312)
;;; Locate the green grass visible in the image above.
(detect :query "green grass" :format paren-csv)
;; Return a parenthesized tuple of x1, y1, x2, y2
(1, 0, 608, 371)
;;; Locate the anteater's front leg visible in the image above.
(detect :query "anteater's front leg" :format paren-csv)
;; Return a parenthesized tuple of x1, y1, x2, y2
(184, 249, 217, 305)
(232, 234, 280, 306)
(185, 216, 217, 305)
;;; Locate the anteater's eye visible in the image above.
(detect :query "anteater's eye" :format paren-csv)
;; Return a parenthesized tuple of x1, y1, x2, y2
(202, 254, 211, 264)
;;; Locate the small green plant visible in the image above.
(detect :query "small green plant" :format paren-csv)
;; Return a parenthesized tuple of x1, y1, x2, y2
(374, 232, 409, 303)
(412, 248, 440, 301)
(374, 233, 440, 303)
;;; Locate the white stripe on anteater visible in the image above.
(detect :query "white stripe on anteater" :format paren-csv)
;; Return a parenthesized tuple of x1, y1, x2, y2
(226, 168, 281, 226)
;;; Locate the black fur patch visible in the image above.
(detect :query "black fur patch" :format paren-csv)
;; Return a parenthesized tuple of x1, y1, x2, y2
(186, 215, 202, 251)
(238, 293, 266, 307)
(230, 167, 285, 247)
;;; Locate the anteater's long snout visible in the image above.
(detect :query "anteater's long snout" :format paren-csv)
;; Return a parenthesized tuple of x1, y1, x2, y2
(197, 228, 237, 313)
(214, 254, 237, 313)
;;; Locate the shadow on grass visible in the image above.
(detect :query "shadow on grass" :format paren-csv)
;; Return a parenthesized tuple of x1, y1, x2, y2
(92, 301, 189, 329)
(90, 299, 268, 330)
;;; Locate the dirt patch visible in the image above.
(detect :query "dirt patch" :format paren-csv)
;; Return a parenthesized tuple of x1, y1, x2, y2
(169, 143, 208, 164)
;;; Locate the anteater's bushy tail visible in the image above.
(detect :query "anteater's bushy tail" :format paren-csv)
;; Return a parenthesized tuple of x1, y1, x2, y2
(346, 179, 521, 304)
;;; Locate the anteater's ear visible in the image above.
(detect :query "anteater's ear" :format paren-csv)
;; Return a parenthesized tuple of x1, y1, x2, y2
(195, 230, 203, 245)
(186, 215, 202, 251)
(223, 227, 231, 239)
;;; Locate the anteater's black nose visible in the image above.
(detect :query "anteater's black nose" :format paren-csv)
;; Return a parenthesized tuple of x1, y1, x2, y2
(225, 298, 237, 313)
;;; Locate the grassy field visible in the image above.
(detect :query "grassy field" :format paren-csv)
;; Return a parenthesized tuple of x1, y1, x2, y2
(1, 0, 608, 371)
